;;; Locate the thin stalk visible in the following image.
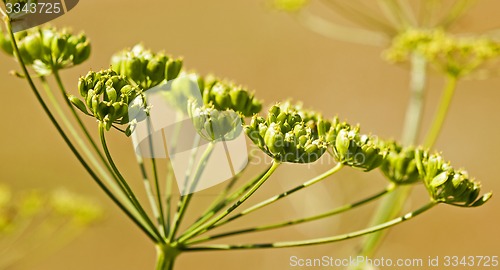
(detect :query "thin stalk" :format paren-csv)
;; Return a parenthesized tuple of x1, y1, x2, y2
(322, 0, 397, 35)
(0, 7, 7, 18)
(39, 76, 123, 193)
(2, 16, 158, 242)
(360, 53, 427, 257)
(187, 184, 396, 245)
(146, 118, 167, 237)
(424, 75, 458, 147)
(296, 11, 387, 46)
(377, 0, 412, 29)
(177, 161, 281, 243)
(136, 154, 165, 237)
(181, 165, 272, 238)
(165, 163, 174, 235)
(207, 162, 345, 231)
(168, 142, 215, 242)
(183, 201, 437, 251)
(99, 123, 164, 242)
(52, 69, 108, 164)
(165, 114, 184, 234)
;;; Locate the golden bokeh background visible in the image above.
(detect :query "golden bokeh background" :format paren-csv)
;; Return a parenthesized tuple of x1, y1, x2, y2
(1, 0, 499, 269)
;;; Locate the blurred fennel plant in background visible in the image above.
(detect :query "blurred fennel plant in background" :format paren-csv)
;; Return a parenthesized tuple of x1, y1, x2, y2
(271, 0, 500, 266)
(0, 1, 496, 269)
(0, 184, 102, 270)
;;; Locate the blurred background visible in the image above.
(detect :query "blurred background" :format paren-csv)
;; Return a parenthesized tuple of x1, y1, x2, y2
(1, 0, 499, 269)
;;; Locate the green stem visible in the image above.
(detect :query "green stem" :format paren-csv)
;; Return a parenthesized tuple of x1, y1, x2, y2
(424, 75, 458, 148)
(165, 114, 184, 234)
(146, 118, 167, 237)
(168, 142, 215, 242)
(183, 201, 437, 251)
(186, 184, 396, 245)
(155, 245, 180, 270)
(2, 16, 158, 242)
(52, 69, 108, 164)
(165, 163, 174, 235)
(360, 53, 427, 257)
(136, 154, 165, 237)
(99, 123, 164, 243)
(177, 161, 281, 243)
(180, 164, 272, 238)
(206, 162, 344, 231)
(296, 10, 387, 46)
(38, 76, 124, 194)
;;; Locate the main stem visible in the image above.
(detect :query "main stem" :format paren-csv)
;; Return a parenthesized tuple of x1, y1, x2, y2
(360, 53, 427, 257)
(155, 245, 180, 270)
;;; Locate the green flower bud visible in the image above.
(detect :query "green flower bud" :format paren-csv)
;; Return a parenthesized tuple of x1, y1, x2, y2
(415, 148, 492, 207)
(200, 76, 263, 117)
(69, 95, 89, 115)
(330, 128, 386, 172)
(380, 141, 420, 185)
(0, 28, 14, 56)
(166, 58, 183, 81)
(187, 100, 243, 142)
(244, 102, 327, 163)
(74, 40, 91, 65)
(111, 44, 183, 89)
(71, 69, 142, 133)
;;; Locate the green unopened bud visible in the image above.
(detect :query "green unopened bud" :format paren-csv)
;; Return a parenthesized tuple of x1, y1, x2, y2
(74, 41, 91, 65)
(380, 141, 420, 185)
(0, 29, 14, 56)
(69, 95, 89, 115)
(166, 58, 183, 81)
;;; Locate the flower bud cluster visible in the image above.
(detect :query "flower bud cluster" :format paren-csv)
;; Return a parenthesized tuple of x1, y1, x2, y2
(415, 148, 492, 207)
(380, 141, 420, 185)
(0, 26, 90, 75)
(199, 75, 262, 117)
(71, 69, 142, 131)
(386, 28, 500, 77)
(325, 118, 386, 172)
(111, 44, 183, 89)
(187, 99, 243, 142)
(245, 103, 327, 163)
